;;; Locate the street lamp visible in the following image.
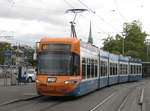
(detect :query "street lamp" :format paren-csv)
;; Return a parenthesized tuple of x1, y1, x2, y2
(122, 32, 126, 55)
(146, 39, 150, 61)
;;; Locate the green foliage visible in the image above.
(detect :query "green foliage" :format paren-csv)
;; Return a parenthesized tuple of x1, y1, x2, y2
(102, 20, 148, 61)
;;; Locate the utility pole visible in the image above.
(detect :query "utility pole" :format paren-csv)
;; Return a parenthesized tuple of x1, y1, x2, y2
(146, 39, 150, 61)
(122, 32, 126, 55)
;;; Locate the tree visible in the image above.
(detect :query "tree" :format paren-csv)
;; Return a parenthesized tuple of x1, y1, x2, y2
(103, 34, 122, 55)
(102, 20, 148, 61)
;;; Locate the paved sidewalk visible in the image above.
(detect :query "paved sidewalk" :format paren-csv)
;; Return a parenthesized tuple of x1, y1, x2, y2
(0, 82, 38, 105)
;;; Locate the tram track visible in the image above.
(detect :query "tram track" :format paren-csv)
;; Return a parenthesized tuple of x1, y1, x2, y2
(0, 80, 146, 111)
(89, 81, 144, 111)
(116, 85, 143, 111)
(117, 88, 134, 111)
(0, 95, 75, 111)
(0, 95, 42, 107)
(90, 92, 116, 111)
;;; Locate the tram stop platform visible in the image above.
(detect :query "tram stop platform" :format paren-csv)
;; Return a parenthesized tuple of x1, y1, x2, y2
(0, 78, 38, 106)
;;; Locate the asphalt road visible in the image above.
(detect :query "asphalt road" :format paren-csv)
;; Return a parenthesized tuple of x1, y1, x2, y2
(0, 79, 148, 111)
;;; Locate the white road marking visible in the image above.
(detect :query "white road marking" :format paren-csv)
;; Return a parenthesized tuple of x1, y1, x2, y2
(139, 87, 145, 105)
(90, 92, 116, 111)
(117, 95, 128, 111)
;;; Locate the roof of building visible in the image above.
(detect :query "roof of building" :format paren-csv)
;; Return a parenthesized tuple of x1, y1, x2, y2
(0, 41, 9, 44)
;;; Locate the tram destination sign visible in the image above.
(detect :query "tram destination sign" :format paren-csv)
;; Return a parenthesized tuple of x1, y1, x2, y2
(42, 44, 71, 51)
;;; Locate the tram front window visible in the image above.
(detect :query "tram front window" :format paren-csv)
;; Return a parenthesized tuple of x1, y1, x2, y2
(38, 52, 74, 76)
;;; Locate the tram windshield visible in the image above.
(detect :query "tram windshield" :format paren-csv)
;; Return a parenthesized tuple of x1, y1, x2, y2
(38, 52, 74, 76)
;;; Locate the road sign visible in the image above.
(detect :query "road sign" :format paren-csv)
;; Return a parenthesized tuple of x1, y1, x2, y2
(4, 50, 12, 64)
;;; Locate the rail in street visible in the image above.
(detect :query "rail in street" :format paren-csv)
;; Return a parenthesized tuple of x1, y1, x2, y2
(0, 78, 150, 111)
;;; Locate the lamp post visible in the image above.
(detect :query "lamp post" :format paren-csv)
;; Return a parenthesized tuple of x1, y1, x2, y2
(122, 32, 126, 55)
(146, 39, 150, 61)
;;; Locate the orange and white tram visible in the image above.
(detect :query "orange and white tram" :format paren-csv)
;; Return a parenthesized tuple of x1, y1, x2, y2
(36, 37, 142, 96)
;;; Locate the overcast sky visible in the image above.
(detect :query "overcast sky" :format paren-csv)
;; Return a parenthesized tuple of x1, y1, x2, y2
(0, 0, 149, 47)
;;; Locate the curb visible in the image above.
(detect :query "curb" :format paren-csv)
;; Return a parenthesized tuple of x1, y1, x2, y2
(0, 96, 42, 106)
(139, 87, 145, 105)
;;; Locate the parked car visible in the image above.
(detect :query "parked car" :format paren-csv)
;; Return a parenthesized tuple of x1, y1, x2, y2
(25, 69, 36, 83)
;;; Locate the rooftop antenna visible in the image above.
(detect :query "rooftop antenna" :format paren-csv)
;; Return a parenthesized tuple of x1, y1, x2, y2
(66, 9, 88, 38)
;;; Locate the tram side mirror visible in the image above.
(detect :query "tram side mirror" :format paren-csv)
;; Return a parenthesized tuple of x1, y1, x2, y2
(33, 42, 40, 60)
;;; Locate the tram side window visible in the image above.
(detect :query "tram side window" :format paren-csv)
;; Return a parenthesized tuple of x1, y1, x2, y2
(105, 63, 108, 76)
(115, 63, 117, 75)
(123, 64, 125, 74)
(137, 65, 140, 74)
(125, 65, 128, 74)
(113, 63, 115, 75)
(134, 65, 136, 74)
(100, 61, 103, 76)
(110, 63, 113, 76)
(110, 63, 117, 75)
(120, 64, 122, 75)
(137, 65, 139, 74)
(123, 64, 126, 74)
(95, 60, 98, 77)
(138, 65, 140, 74)
(131, 65, 134, 74)
(91, 59, 94, 78)
(100, 61, 105, 76)
(87, 59, 91, 78)
(100, 60, 108, 77)
(82, 58, 86, 79)
(116, 64, 118, 75)
(133, 65, 135, 74)
(73, 54, 80, 75)
(139, 65, 142, 74)
(129, 65, 132, 74)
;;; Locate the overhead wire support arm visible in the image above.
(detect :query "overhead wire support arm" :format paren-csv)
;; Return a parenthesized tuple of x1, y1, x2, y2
(66, 8, 88, 38)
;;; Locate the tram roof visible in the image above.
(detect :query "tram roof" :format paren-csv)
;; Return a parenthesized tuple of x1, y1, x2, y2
(40, 37, 80, 44)
(119, 55, 129, 62)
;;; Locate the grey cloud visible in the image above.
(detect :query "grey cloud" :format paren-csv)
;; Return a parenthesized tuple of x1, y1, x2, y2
(0, 1, 68, 26)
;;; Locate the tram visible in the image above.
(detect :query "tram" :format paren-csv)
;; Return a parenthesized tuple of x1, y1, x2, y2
(36, 37, 142, 96)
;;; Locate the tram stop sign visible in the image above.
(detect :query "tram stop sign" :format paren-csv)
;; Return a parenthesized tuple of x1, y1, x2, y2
(4, 51, 12, 64)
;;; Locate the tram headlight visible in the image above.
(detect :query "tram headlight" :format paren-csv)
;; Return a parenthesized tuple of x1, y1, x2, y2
(36, 80, 41, 83)
(64, 81, 77, 84)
